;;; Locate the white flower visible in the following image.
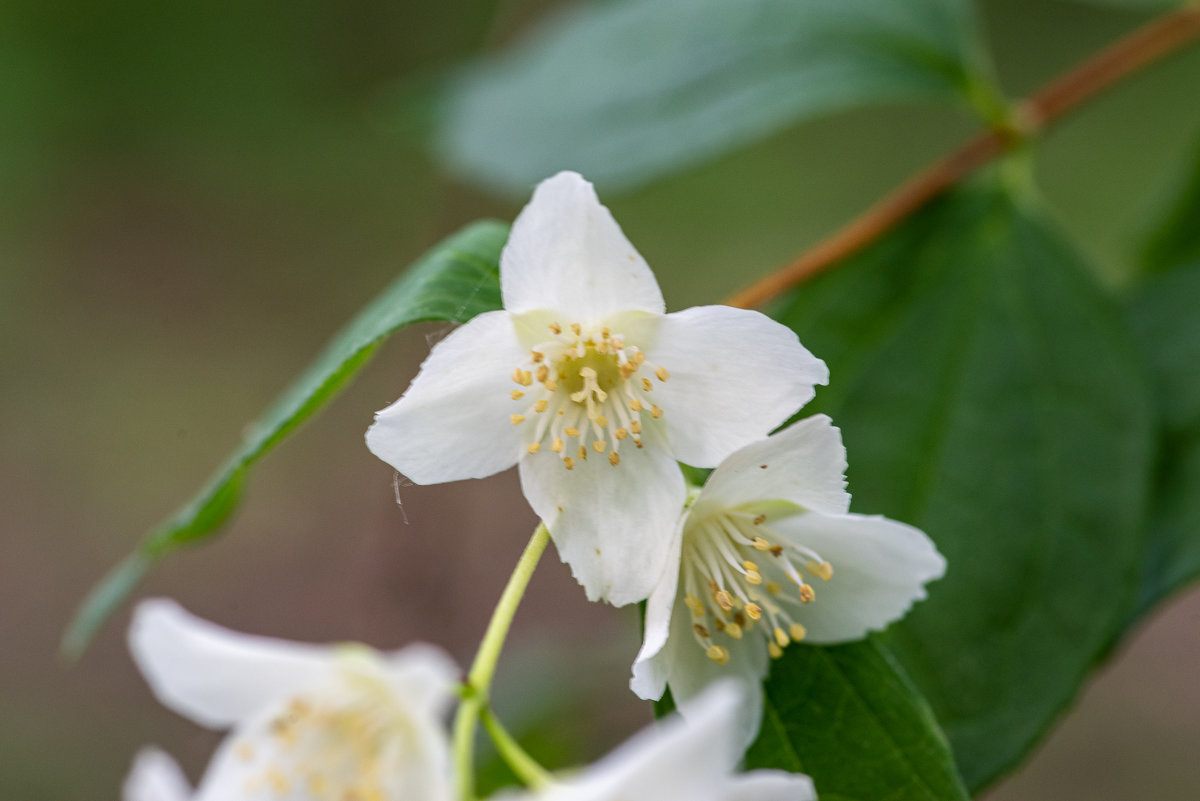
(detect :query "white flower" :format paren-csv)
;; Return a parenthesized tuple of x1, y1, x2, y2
(500, 681, 816, 801)
(366, 171, 827, 605)
(123, 599, 457, 801)
(631, 416, 946, 745)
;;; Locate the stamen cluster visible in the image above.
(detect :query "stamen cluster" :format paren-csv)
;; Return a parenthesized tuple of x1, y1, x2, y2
(509, 320, 668, 470)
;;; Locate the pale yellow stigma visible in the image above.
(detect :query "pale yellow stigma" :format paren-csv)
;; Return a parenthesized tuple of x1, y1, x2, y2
(706, 645, 730, 665)
(807, 560, 834, 581)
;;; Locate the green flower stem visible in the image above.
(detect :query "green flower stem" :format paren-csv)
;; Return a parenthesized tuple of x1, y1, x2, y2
(453, 522, 551, 801)
(480, 706, 555, 790)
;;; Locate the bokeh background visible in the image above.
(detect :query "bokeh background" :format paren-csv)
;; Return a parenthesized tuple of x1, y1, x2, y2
(3, 0, 1199, 798)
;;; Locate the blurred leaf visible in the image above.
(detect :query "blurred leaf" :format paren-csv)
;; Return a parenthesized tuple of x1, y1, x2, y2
(63, 220, 509, 659)
(1126, 262, 1200, 618)
(775, 178, 1153, 790)
(436, 0, 1000, 195)
(1143, 138, 1200, 274)
(746, 638, 968, 801)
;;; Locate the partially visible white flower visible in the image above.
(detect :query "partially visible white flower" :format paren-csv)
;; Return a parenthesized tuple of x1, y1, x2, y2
(500, 681, 816, 801)
(631, 416, 946, 745)
(124, 599, 457, 801)
(367, 171, 827, 607)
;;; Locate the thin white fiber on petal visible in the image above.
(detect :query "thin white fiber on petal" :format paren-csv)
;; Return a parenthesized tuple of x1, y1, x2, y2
(366, 310, 527, 484)
(770, 512, 945, 643)
(500, 172, 665, 320)
(645, 306, 828, 467)
(129, 599, 334, 729)
(123, 748, 193, 801)
(692, 415, 850, 519)
(722, 771, 817, 801)
(518, 426, 684, 607)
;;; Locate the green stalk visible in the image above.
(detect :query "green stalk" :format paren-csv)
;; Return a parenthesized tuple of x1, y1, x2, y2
(453, 523, 551, 801)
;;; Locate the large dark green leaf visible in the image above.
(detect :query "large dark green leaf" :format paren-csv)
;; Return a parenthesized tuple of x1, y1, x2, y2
(747, 638, 969, 801)
(1126, 262, 1200, 617)
(1143, 138, 1200, 275)
(63, 220, 509, 658)
(436, 0, 999, 194)
(774, 179, 1153, 791)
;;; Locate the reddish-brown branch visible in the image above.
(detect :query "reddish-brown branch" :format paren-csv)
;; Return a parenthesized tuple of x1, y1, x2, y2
(725, 7, 1200, 310)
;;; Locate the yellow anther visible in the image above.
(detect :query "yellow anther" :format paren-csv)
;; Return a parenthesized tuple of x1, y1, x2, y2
(774, 627, 790, 648)
(768, 641, 784, 659)
(743, 560, 759, 572)
(570, 322, 582, 335)
(549, 322, 562, 334)
(563, 457, 575, 470)
(745, 603, 763, 620)
(531, 350, 544, 363)
(614, 427, 628, 440)
(601, 327, 611, 339)
(714, 590, 734, 611)
(630, 420, 642, 434)
(650, 405, 663, 419)
(745, 571, 763, 586)
(754, 514, 767, 525)
(593, 440, 606, 453)
(577, 445, 588, 460)
(633, 350, 646, 365)
(642, 377, 653, 392)
(565, 427, 580, 438)
(790, 623, 808, 641)
(634, 437, 643, 448)
(656, 366, 670, 382)
(629, 398, 643, 412)
(526, 442, 541, 454)
(596, 339, 609, 354)
(536, 364, 549, 383)
(235, 742, 255, 762)
(551, 438, 564, 453)
(609, 451, 620, 466)
(706, 645, 730, 665)
(511, 368, 524, 384)
(799, 584, 816, 603)
(534, 399, 549, 413)
(619, 363, 636, 379)
(510, 389, 525, 400)
(766, 581, 782, 595)
(724, 622, 744, 639)
(543, 379, 558, 392)
(693, 623, 710, 639)
(807, 560, 834, 581)
(510, 414, 525, 425)
(685, 595, 704, 617)
(752, 537, 771, 550)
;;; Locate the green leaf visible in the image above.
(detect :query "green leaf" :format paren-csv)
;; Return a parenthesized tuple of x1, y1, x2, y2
(774, 178, 1154, 791)
(746, 638, 969, 801)
(436, 0, 1000, 195)
(1126, 262, 1200, 617)
(62, 220, 509, 659)
(1143, 137, 1200, 274)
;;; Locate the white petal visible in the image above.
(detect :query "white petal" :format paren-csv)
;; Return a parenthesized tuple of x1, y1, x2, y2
(562, 682, 745, 801)
(692, 415, 850, 519)
(500, 172, 665, 320)
(642, 306, 828, 467)
(769, 512, 945, 643)
(366, 310, 526, 484)
(128, 599, 334, 729)
(379, 642, 460, 719)
(722, 771, 817, 801)
(518, 425, 685, 606)
(124, 748, 193, 801)
(630, 527, 685, 700)
(660, 592, 768, 752)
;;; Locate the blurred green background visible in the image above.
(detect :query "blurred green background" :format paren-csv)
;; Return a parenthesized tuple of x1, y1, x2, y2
(3, 0, 1199, 798)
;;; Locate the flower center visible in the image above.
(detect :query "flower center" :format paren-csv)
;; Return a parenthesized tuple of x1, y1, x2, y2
(679, 509, 834, 664)
(510, 320, 668, 470)
(235, 668, 416, 799)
